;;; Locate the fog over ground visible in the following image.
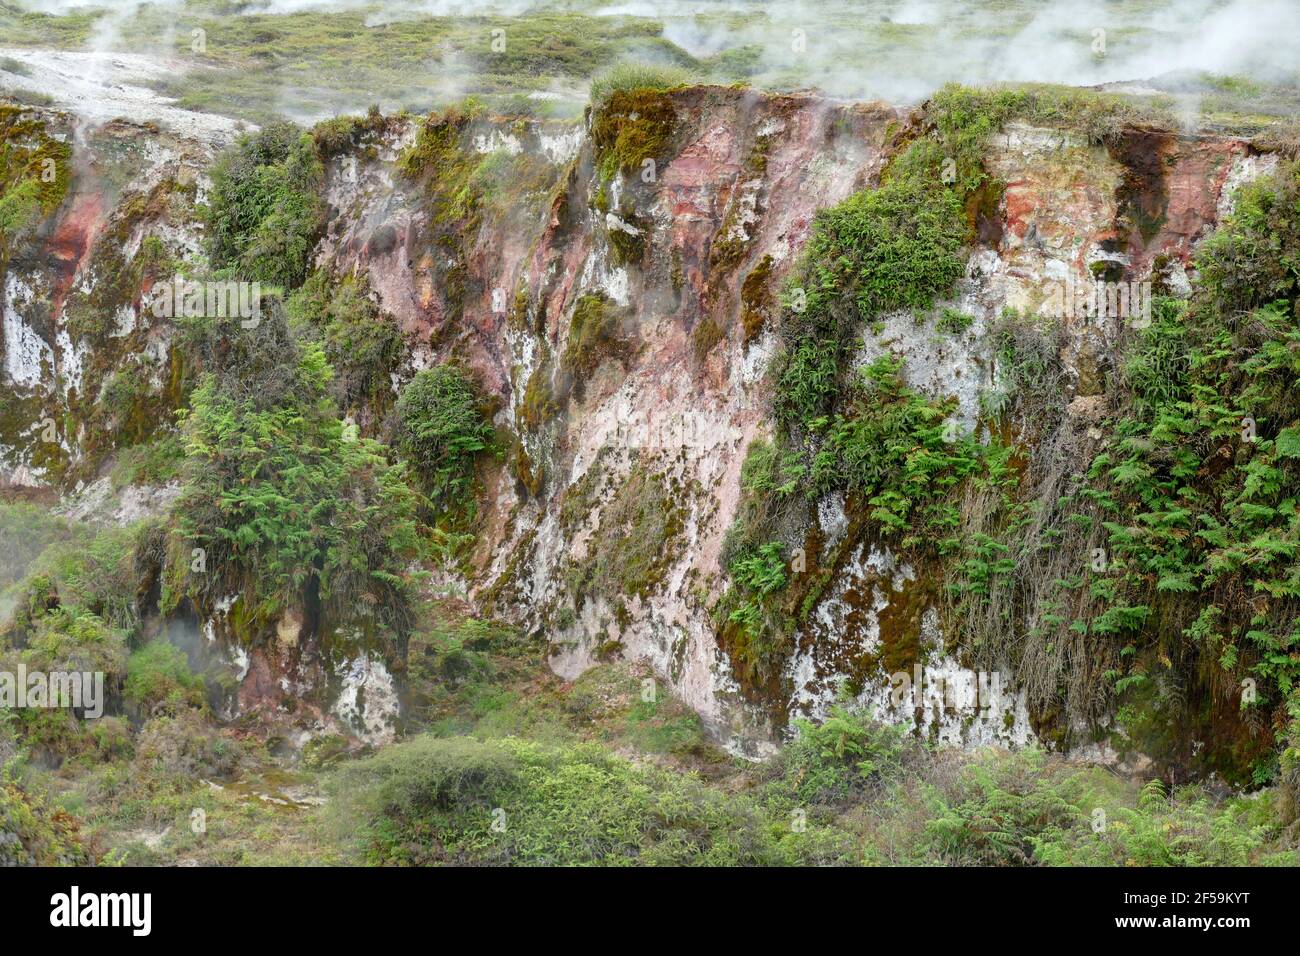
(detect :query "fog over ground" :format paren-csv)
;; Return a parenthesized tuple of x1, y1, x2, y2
(7, 0, 1299, 107)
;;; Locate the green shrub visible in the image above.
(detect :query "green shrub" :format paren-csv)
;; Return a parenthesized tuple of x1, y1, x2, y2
(205, 122, 326, 289)
(170, 337, 421, 634)
(6, 523, 139, 633)
(0, 778, 90, 866)
(286, 269, 403, 410)
(915, 750, 1284, 866)
(334, 733, 854, 866)
(395, 365, 495, 514)
(775, 147, 966, 430)
(130, 711, 244, 804)
(124, 641, 206, 717)
(770, 707, 914, 808)
(0, 503, 75, 589)
(0, 604, 129, 759)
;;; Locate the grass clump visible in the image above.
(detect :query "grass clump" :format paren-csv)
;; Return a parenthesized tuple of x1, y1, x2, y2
(589, 61, 692, 104)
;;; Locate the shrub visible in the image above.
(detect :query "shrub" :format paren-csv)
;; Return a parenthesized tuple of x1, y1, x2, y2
(775, 148, 966, 430)
(124, 641, 205, 718)
(205, 122, 326, 289)
(131, 711, 244, 800)
(0, 503, 75, 590)
(0, 778, 90, 866)
(334, 733, 851, 866)
(7, 523, 139, 634)
(769, 707, 914, 808)
(286, 269, 403, 410)
(171, 337, 421, 634)
(395, 365, 494, 514)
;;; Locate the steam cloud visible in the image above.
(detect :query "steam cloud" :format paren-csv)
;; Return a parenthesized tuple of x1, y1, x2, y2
(7, 1, 1300, 115)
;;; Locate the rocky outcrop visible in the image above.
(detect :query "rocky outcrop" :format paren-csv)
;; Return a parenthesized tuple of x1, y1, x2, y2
(1, 86, 1281, 756)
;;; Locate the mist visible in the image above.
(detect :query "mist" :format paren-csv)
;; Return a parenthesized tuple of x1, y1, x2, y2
(6, 0, 1299, 122)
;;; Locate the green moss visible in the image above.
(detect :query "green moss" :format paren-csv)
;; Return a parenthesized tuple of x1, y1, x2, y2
(396, 103, 484, 219)
(740, 254, 775, 344)
(606, 216, 646, 265)
(691, 315, 724, 363)
(590, 88, 677, 183)
(0, 104, 72, 261)
(561, 292, 630, 398)
(510, 441, 545, 499)
(517, 362, 557, 433)
(564, 463, 687, 609)
(398, 105, 559, 317)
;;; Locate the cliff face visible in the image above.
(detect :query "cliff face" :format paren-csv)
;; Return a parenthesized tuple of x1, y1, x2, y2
(0, 87, 1279, 757)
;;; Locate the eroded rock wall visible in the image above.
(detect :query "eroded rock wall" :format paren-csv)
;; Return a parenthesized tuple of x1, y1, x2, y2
(2, 88, 1281, 756)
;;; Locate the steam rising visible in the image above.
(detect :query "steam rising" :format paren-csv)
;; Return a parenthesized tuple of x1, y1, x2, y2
(4, 1, 1299, 125)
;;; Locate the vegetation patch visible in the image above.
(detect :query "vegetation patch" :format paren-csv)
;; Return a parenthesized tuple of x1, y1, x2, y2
(287, 269, 403, 416)
(205, 122, 326, 291)
(163, 311, 421, 647)
(0, 104, 72, 262)
(561, 292, 632, 400)
(564, 461, 688, 615)
(590, 88, 678, 184)
(740, 254, 775, 344)
(394, 364, 496, 520)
